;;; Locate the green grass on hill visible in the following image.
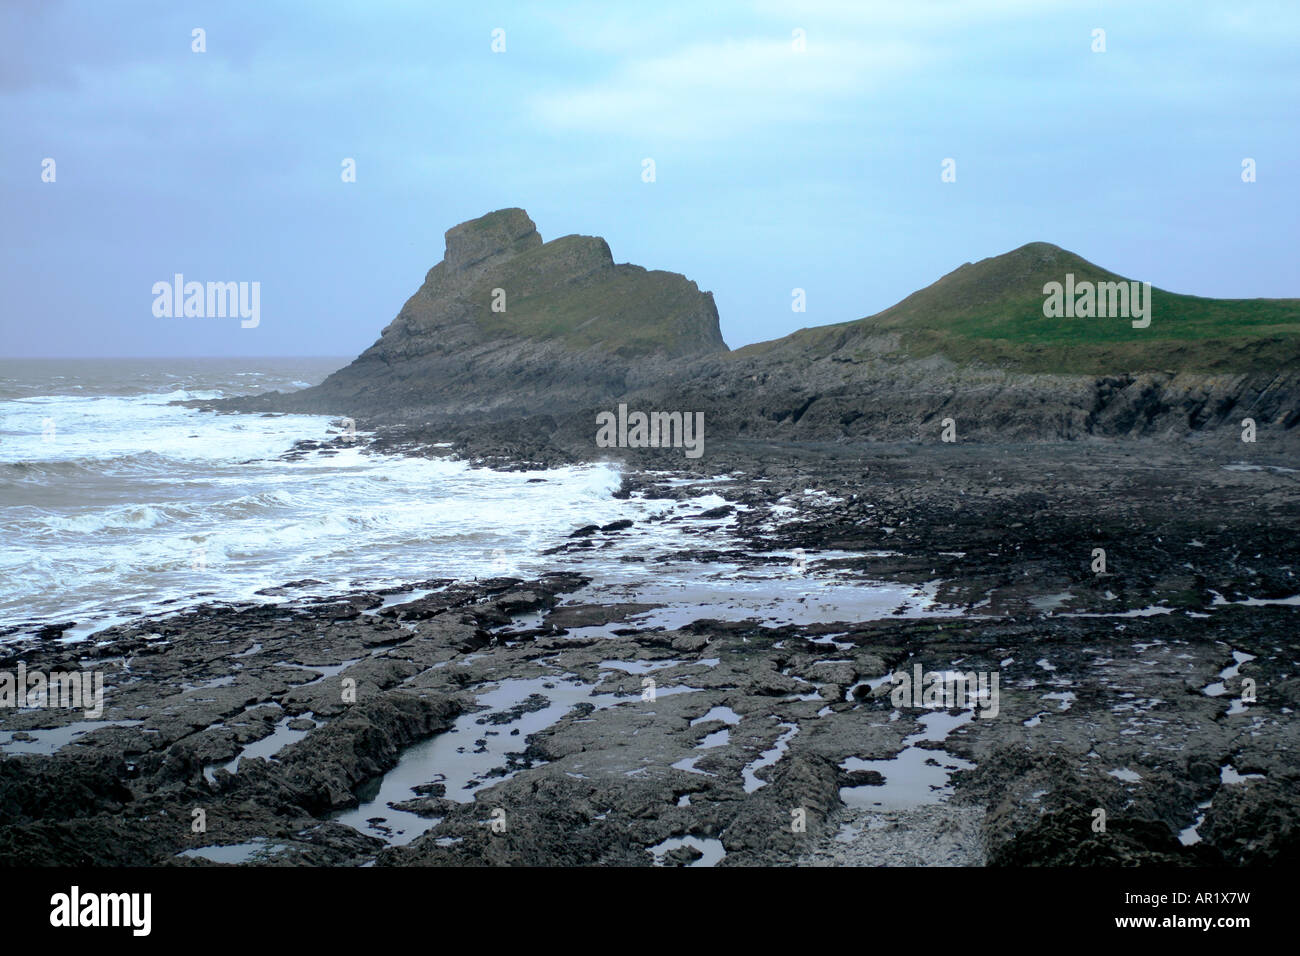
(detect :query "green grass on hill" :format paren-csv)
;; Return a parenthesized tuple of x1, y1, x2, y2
(892, 289, 1300, 374)
(743, 243, 1300, 375)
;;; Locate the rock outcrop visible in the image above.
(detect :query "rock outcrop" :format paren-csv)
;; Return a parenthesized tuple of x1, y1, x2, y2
(222, 208, 725, 422)
(212, 215, 1297, 449)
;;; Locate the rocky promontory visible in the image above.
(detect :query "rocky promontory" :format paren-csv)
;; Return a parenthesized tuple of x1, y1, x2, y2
(207, 210, 1297, 455)
(219, 208, 726, 422)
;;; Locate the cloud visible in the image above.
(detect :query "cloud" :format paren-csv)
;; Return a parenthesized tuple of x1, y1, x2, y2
(530, 33, 932, 140)
(753, 0, 1087, 28)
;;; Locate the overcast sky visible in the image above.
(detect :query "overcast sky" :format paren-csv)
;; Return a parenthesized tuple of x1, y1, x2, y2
(3, 0, 1297, 358)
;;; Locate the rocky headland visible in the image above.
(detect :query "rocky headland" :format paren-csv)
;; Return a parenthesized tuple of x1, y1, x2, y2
(213, 208, 1299, 459)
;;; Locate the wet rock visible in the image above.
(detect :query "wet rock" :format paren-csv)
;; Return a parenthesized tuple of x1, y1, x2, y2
(662, 844, 704, 866)
(3, 441, 1297, 871)
(255, 579, 326, 597)
(544, 603, 659, 629)
(695, 506, 734, 520)
(841, 770, 885, 788)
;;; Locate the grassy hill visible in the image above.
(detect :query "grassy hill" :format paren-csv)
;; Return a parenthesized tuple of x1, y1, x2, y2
(741, 242, 1300, 375)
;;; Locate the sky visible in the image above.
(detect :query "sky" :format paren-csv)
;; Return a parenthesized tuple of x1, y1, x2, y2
(2, 0, 1297, 359)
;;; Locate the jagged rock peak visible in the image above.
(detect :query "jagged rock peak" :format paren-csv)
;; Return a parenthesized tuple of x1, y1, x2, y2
(443, 207, 543, 275)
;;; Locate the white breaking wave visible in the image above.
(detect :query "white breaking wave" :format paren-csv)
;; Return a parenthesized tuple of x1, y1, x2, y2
(0, 375, 710, 640)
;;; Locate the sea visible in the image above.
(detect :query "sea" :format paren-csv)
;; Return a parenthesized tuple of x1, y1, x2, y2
(0, 357, 950, 646)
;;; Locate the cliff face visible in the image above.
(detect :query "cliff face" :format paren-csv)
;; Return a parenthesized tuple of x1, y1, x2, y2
(653, 351, 1300, 448)
(217, 214, 1296, 448)
(239, 208, 726, 421)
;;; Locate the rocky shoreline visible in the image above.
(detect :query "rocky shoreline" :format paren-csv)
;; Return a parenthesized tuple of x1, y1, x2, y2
(2, 436, 1297, 866)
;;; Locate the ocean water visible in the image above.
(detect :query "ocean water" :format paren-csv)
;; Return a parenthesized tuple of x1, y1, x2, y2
(0, 359, 645, 640)
(0, 358, 955, 644)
